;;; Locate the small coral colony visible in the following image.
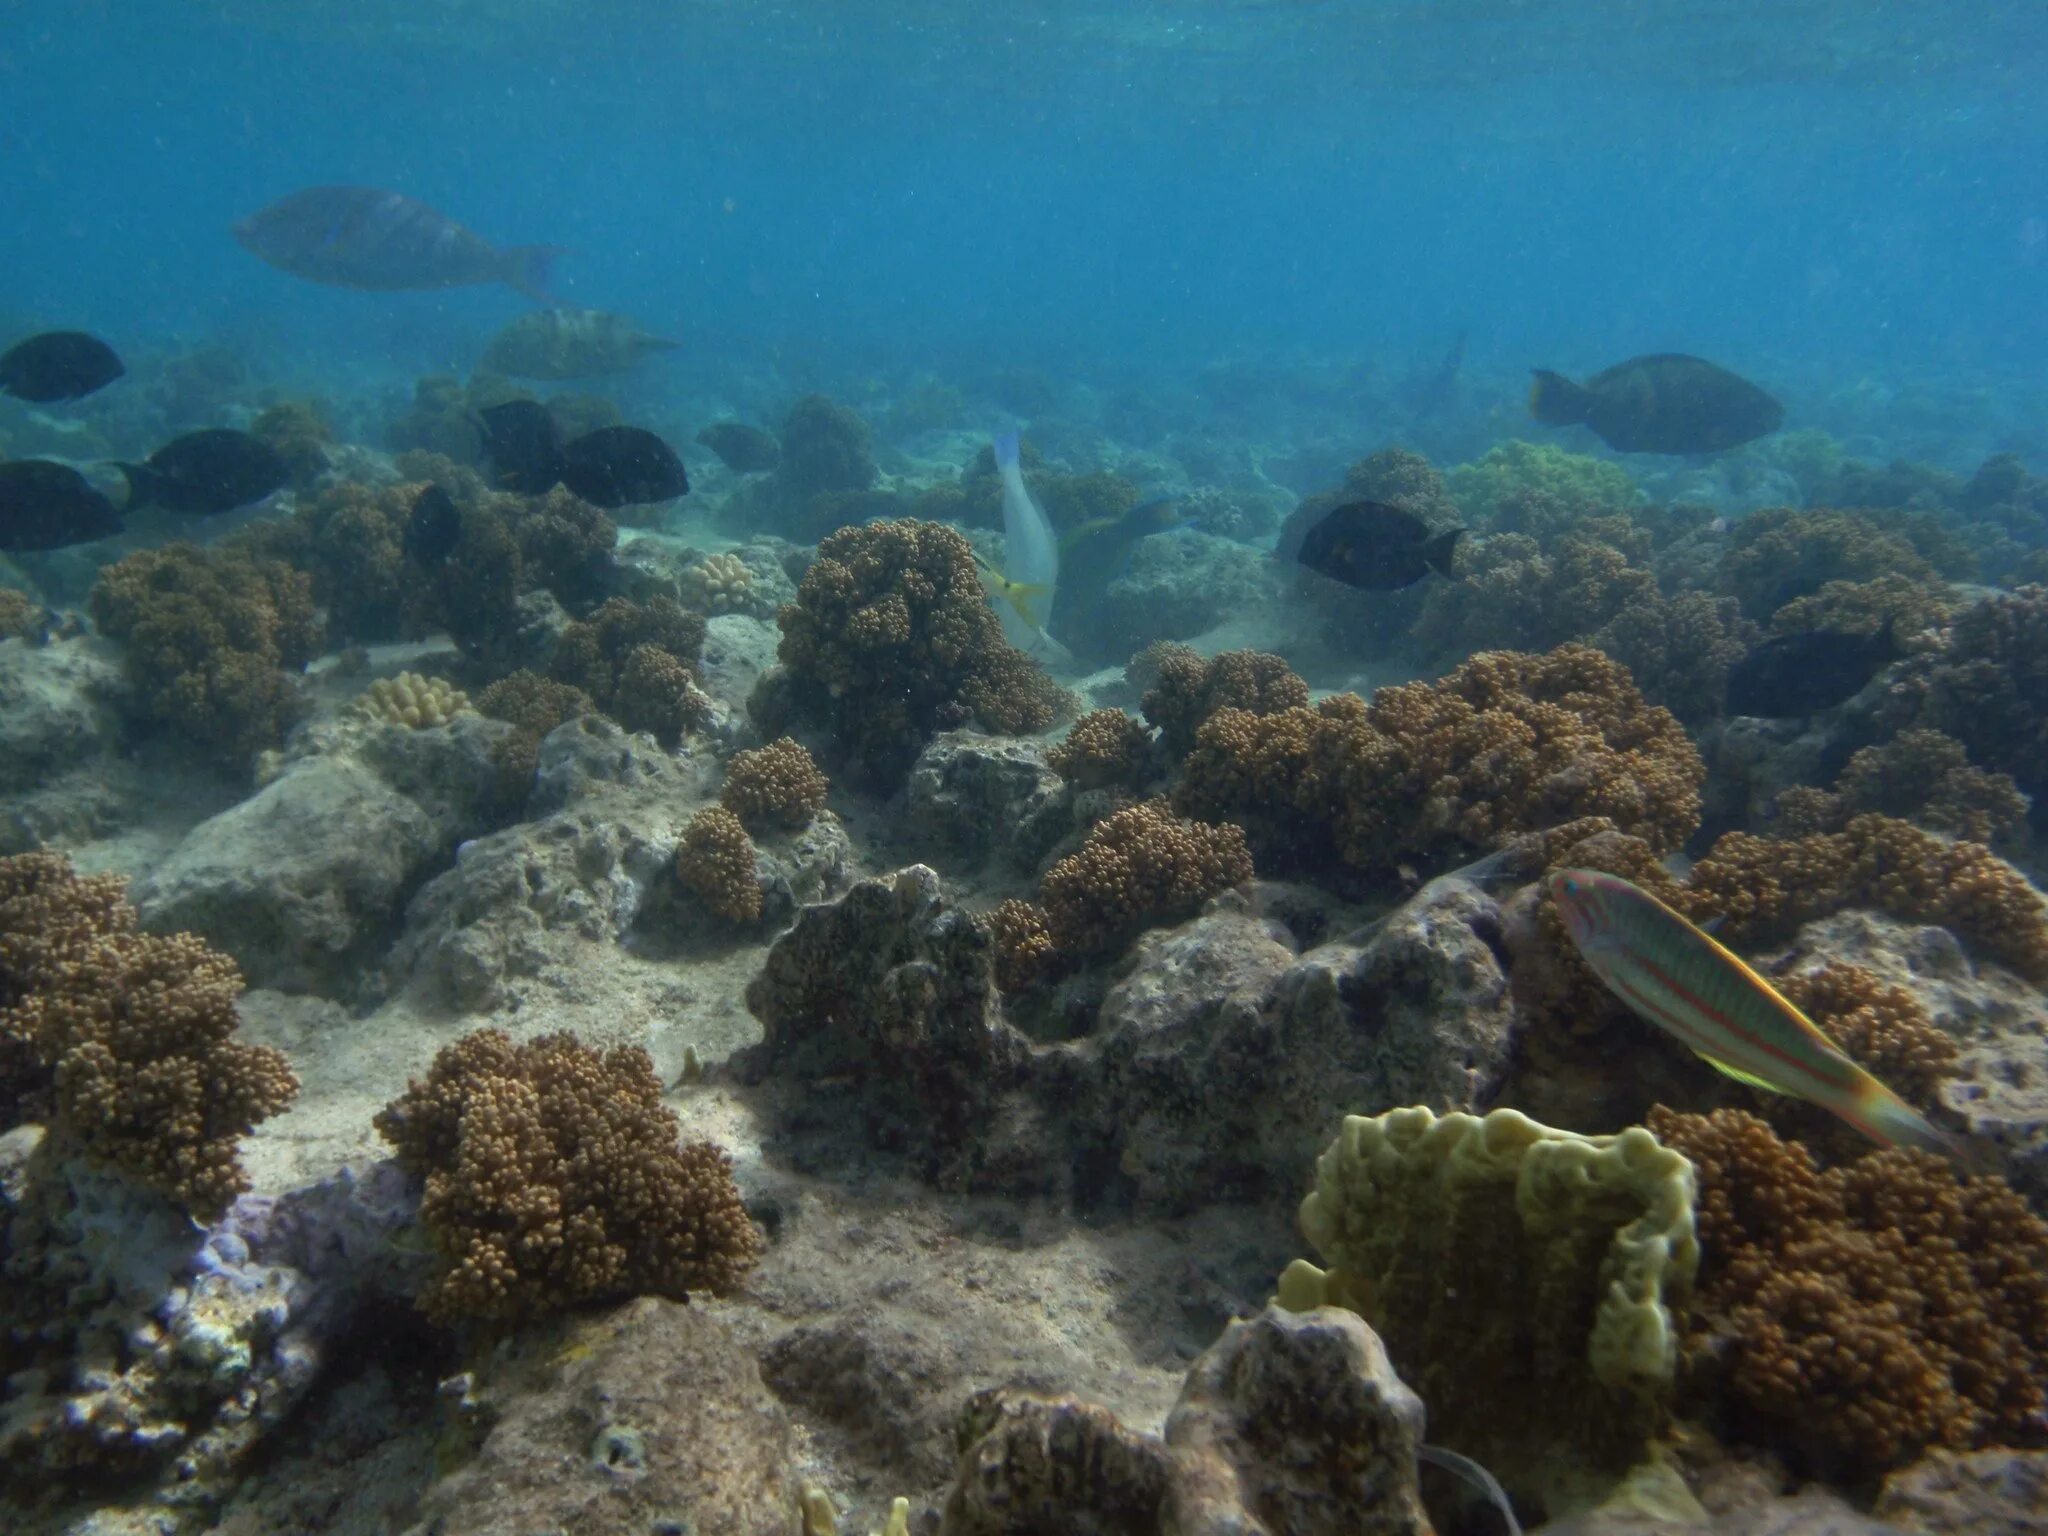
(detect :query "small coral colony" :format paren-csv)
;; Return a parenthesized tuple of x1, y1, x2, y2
(2, 183, 2047, 1535)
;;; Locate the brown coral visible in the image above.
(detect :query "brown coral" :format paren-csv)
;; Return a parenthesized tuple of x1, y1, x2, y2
(986, 897, 1059, 993)
(1411, 528, 1658, 661)
(1589, 590, 1758, 724)
(676, 806, 763, 924)
(88, 542, 321, 765)
(476, 670, 596, 737)
(552, 596, 708, 747)
(1719, 508, 1936, 620)
(1139, 645, 1309, 759)
(1771, 730, 2028, 846)
(1046, 708, 1156, 792)
(721, 737, 828, 830)
(1177, 644, 1703, 879)
(1889, 585, 2048, 801)
(374, 1028, 763, 1326)
(1649, 1106, 2048, 1478)
(1769, 573, 1953, 646)
(1038, 800, 1251, 958)
(0, 852, 297, 1220)
(765, 519, 1067, 787)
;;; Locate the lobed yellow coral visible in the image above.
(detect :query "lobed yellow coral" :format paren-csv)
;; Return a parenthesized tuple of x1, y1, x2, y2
(1649, 1106, 2048, 1478)
(1283, 1105, 1698, 1516)
(0, 852, 298, 1220)
(352, 671, 473, 729)
(676, 806, 764, 924)
(679, 551, 755, 614)
(721, 736, 828, 830)
(374, 1028, 763, 1326)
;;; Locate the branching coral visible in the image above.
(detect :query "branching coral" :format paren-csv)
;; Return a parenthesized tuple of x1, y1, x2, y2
(0, 852, 298, 1220)
(1888, 585, 2048, 800)
(1589, 589, 1758, 724)
(476, 670, 595, 737)
(677, 806, 764, 924)
(1768, 573, 1952, 645)
(721, 737, 828, 830)
(1444, 440, 1642, 527)
(551, 595, 709, 747)
(1038, 800, 1251, 959)
(1411, 528, 1658, 660)
(985, 897, 1058, 995)
(1176, 645, 1702, 879)
(1770, 730, 2028, 846)
(1046, 708, 1157, 792)
(1719, 508, 1935, 620)
(1649, 1106, 2048, 1479)
(352, 671, 473, 729)
(763, 519, 1066, 788)
(89, 542, 321, 764)
(1138, 645, 1308, 759)
(374, 1028, 763, 1326)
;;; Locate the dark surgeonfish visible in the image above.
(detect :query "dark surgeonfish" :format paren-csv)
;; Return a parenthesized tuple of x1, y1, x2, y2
(404, 484, 465, 567)
(1725, 624, 1902, 718)
(1295, 500, 1464, 591)
(115, 429, 288, 515)
(695, 421, 781, 474)
(0, 460, 124, 551)
(0, 331, 124, 403)
(1529, 353, 1783, 454)
(233, 187, 562, 303)
(476, 400, 567, 495)
(481, 309, 680, 380)
(560, 426, 689, 508)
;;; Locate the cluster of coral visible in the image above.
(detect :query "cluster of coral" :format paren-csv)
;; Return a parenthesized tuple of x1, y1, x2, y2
(351, 671, 473, 729)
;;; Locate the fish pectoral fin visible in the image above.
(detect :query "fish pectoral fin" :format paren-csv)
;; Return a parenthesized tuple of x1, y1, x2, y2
(1699, 1054, 1786, 1094)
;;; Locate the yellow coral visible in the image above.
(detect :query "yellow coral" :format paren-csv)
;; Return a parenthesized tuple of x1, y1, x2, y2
(679, 551, 755, 614)
(352, 671, 473, 729)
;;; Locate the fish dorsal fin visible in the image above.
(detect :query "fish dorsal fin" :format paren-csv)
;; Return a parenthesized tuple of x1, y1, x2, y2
(1700, 1054, 1788, 1094)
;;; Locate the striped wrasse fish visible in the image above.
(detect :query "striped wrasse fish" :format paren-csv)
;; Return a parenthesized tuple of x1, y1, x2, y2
(1548, 868, 1961, 1156)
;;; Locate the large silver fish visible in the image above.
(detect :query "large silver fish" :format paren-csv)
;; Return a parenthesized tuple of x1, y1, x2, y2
(233, 187, 561, 302)
(481, 309, 680, 380)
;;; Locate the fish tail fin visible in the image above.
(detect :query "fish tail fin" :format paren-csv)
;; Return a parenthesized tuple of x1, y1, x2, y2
(1848, 1079, 1964, 1160)
(1423, 527, 1465, 578)
(500, 245, 568, 305)
(1529, 368, 1591, 427)
(992, 431, 1020, 471)
(111, 462, 159, 511)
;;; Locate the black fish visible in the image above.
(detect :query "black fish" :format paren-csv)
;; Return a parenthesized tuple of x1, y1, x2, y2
(233, 186, 560, 302)
(559, 426, 688, 508)
(0, 331, 124, 403)
(115, 429, 288, 515)
(1295, 500, 1464, 591)
(404, 484, 464, 566)
(0, 460, 124, 551)
(476, 400, 566, 495)
(1725, 625, 1902, 718)
(695, 421, 781, 474)
(1529, 353, 1783, 455)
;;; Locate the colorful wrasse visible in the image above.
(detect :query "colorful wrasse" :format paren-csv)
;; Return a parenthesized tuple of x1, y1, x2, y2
(1548, 868, 1960, 1156)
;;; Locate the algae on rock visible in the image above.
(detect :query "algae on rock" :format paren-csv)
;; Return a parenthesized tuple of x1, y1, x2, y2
(1279, 1105, 1699, 1519)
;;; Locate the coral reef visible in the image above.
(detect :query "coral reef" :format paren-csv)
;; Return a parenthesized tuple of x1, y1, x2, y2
(1444, 439, 1643, 526)
(1033, 800, 1252, 962)
(677, 805, 765, 923)
(1719, 508, 1935, 620)
(1045, 707, 1156, 792)
(985, 896, 1058, 995)
(751, 394, 883, 543)
(680, 550, 756, 613)
(1177, 644, 1702, 879)
(1650, 1106, 2048, 1479)
(237, 478, 418, 642)
(551, 595, 708, 747)
(88, 542, 321, 765)
(0, 851, 298, 1219)
(1768, 572, 1952, 644)
(1411, 526, 1658, 660)
(248, 400, 334, 490)
(1588, 589, 1758, 724)
(475, 669, 595, 737)
(351, 671, 473, 729)
(1889, 584, 2048, 801)
(374, 1028, 763, 1326)
(760, 519, 1066, 788)
(1138, 644, 1309, 759)
(721, 736, 829, 830)
(1280, 1105, 1699, 1514)
(1772, 729, 2028, 846)
(0, 587, 45, 641)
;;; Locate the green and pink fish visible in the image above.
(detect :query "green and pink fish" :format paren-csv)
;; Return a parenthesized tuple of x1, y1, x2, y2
(1549, 868, 1960, 1156)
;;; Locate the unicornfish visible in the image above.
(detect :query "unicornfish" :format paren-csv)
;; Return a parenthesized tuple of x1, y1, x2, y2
(1548, 867, 1960, 1155)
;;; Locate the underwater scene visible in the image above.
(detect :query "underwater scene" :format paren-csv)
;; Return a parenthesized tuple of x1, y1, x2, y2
(4, 0, 2048, 1532)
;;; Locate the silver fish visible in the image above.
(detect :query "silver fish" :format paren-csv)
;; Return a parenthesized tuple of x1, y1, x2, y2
(481, 309, 680, 380)
(233, 186, 560, 302)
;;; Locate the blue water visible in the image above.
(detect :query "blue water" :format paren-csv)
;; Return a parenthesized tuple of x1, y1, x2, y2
(2, 0, 2045, 437)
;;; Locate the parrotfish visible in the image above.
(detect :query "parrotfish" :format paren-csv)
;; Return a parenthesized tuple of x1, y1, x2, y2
(481, 309, 679, 380)
(233, 187, 562, 303)
(1548, 867, 1960, 1156)
(1529, 353, 1782, 455)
